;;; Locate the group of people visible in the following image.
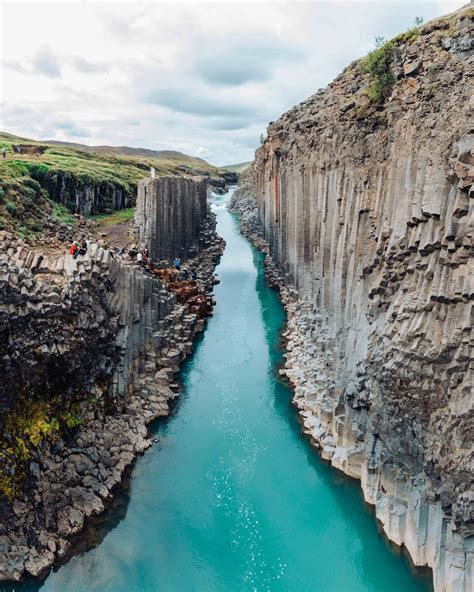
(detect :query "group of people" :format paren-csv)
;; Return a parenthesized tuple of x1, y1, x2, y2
(69, 240, 88, 259)
(68, 240, 198, 281)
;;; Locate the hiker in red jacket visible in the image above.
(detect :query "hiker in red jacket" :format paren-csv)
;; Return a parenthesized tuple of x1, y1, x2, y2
(70, 242, 78, 258)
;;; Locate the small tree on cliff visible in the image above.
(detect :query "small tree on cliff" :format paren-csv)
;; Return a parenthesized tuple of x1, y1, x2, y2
(360, 37, 395, 104)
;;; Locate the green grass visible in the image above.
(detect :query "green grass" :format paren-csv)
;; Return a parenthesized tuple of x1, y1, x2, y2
(47, 198, 76, 225)
(393, 26, 421, 44)
(358, 17, 429, 105)
(89, 207, 135, 226)
(223, 162, 251, 173)
(0, 132, 222, 186)
(0, 131, 232, 238)
(0, 156, 61, 235)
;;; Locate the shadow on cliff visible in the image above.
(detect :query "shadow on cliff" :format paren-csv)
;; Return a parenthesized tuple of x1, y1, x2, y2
(0, 332, 208, 592)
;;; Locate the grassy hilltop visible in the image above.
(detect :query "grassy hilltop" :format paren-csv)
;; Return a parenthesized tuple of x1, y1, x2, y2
(223, 162, 251, 173)
(0, 132, 227, 238)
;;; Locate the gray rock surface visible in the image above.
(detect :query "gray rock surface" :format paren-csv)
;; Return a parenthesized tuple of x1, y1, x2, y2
(232, 6, 473, 592)
(135, 177, 208, 262)
(0, 179, 225, 582)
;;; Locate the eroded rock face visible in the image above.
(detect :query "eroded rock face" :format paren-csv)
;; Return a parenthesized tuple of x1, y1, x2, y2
(135, 177, 208, 262)
(36, 169, 134, 216)
(0, 180, 225, 581)
(233, 6, 473, 592)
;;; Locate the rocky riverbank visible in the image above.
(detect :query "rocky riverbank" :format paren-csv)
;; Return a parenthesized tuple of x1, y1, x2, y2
(230, 66, 474, 592)
(0, 186, 224, 582)
(231, 6, 474, 591)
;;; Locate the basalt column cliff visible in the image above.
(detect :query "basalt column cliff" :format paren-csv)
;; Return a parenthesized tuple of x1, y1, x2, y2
(135, 177, 208, 261)
(233, 6, 473, 592)
(0, 176, 223, 581)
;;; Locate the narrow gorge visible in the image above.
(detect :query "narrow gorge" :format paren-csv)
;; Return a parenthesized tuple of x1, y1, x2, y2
(231, 5, 473, 592)
(0, 3, 472, 592)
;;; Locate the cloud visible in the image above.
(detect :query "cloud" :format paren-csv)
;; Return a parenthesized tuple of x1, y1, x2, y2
(207, 117, 256, 131)
(2, 60, 30, 74)
(1, 0, 468, 166)
(55, 121, 91, 138)
(195, 58, 270, 86)
(194, 36, 305, 87)
(146, 87, 260, 119)
(73, 57, 108, 74)
(32, 47, 61, 78)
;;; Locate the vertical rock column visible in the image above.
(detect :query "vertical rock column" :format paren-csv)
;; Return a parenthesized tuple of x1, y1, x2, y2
(135, 177, 208, 262)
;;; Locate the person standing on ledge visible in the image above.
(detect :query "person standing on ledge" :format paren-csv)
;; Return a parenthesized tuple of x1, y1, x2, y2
(173, 257, 181, 271)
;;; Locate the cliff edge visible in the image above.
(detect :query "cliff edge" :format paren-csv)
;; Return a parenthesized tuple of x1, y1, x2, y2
(0, 177, 224, 581)
(233, 5, 473, 591)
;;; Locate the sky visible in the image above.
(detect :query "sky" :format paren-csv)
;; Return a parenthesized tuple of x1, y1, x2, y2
(0, 0, 467, 166)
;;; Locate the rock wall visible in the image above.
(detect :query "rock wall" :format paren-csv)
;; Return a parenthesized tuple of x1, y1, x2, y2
(33, 169, 135, 216)
(0, 236, 171, 421)
(236, 6, 473, 592)
(0, 178, 224, 581)
(135, 177, 208, 261)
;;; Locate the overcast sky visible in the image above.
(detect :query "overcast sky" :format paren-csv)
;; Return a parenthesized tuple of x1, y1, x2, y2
(0, 0, 466, 166)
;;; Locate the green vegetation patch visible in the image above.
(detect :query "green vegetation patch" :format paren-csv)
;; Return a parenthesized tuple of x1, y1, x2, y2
(88, 207, 135, 226)
(0, 399, 83, 502)
(360, 39, 395, 104)
(393, 26, 421, 45)
(223, 162, 251, 173)
(358, 17, 425, 106)
(0, 161, 65, 237)
(46, 198, 76, 226)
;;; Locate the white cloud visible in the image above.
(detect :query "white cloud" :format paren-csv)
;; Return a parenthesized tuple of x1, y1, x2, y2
(0, 0, 467, 165)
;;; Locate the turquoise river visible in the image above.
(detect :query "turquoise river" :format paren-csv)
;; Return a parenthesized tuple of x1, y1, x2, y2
(12, 188, 432, 592)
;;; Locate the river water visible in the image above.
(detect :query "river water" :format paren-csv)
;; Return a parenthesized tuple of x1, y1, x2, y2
(22, 188, 431, 592)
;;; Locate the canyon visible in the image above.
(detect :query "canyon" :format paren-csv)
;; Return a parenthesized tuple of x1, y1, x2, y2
(0, 176, 224, 581)
(0, 4, 472, 592)
(231, 5, 473, 592)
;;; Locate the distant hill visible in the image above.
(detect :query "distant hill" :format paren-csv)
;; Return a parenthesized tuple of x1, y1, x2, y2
(223, 162, 251, 173)
(0, 131, 232, 237)
(44, 139, 213, 168)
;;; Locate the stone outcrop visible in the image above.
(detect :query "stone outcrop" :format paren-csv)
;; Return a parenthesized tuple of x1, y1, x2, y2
(135, 177, 208, 262)
(34, 169, 135, 216)
(29, 166, 236, 218)
(232, 6, 473, 592)
(0, 178, 224, 581)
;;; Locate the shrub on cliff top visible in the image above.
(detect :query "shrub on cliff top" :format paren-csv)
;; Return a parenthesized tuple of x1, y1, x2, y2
(360, 38, 395, 104)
